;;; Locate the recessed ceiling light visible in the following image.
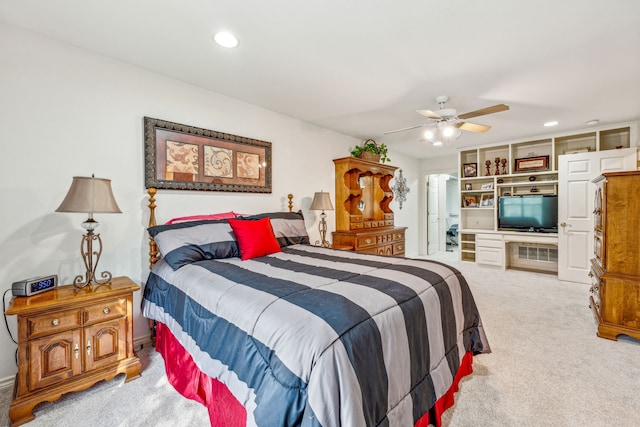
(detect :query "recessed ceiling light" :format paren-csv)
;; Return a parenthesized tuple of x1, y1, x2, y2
(213, 31, 238, 48)
(586, 119, 599, 126)
(544, 121, 559, 127)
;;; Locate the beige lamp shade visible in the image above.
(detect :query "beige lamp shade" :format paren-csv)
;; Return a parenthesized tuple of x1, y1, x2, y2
(309, 191, 334, 211)
(56, 176, 122, 214)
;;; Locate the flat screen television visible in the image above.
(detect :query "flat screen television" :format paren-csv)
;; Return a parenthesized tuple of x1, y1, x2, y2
(498, 195, 558, 232)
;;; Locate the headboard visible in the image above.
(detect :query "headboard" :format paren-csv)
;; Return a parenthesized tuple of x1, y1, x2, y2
(146, 188, 295, 270)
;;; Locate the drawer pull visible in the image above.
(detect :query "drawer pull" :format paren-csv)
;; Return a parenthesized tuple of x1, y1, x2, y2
(74, 343, 79, 359)
(51, 319, 59, 326)
(365, 238, 371, 244)
(103, 307, 110, 314)
(86, 339, 92, 356)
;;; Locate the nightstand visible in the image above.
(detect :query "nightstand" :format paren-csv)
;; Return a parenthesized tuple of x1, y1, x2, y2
(5, 276, 142, 427)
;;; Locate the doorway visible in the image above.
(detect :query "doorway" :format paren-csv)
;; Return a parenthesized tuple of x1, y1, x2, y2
(425, 171, 459, 256)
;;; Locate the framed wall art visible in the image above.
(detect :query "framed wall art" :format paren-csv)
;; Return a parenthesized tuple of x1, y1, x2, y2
(144, 117, 272, 193)
(515, 155, 549, 172)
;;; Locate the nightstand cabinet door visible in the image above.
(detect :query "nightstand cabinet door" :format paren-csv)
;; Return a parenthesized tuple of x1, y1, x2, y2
(84, 318, 127, 371)
(28, 329, 82, 391)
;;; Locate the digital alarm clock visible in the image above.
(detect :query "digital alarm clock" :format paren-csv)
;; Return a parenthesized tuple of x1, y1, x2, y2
(12, 275, 58, 296)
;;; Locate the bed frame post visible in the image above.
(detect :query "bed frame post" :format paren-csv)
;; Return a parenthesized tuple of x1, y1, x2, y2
(288, 193, 293, 212)
(148, 187, 159, 270)
(147, 187, 159, 345)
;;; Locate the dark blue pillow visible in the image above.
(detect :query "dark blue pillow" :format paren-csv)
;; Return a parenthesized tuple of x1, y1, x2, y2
(148, 219, 239, 270)
(239, 210, 310, 247)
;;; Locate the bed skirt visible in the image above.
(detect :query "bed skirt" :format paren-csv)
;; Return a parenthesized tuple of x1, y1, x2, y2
(155, 321, 474, 427)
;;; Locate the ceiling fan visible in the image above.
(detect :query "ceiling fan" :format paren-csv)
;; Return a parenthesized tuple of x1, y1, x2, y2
(384, 96, 509, 144)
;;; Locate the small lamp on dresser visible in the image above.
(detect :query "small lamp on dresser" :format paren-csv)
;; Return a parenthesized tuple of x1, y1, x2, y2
(56, 174, 122, 288)
(309, 191, 334, 248)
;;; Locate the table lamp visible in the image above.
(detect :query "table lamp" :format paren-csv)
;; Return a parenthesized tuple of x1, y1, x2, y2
(309, 191, 334, 248)
(56, 175, 122, 288)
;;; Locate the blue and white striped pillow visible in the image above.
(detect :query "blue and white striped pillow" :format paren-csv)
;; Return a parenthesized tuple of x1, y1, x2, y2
(148, 219, 239, 270)
(239, 210, 310, 247)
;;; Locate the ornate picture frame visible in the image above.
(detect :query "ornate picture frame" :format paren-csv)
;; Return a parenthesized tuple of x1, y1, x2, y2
(144, 117, 272, 193)
(515, 155, 549, 172)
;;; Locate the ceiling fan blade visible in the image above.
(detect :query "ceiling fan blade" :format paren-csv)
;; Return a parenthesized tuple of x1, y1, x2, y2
(457, 121, 491, 133)
(458, 104, 509, 120)
(383, 124, 426, 135)
(416, 109, 442, 119)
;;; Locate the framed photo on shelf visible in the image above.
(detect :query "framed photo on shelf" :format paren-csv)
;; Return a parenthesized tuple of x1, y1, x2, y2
(481, 182, 494, 190)
(464, 195, 479, 207)
(463, 163, 478, 177)
(515, 155, 549, 172)
(480, 193, 494, 207)
(464, 183, 473, 191)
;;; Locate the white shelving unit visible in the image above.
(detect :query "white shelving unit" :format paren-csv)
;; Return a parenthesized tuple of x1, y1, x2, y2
(457, 122, 636, 270)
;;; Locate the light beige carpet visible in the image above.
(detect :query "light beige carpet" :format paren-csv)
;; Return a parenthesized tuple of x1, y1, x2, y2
(1, 254, 639, 426)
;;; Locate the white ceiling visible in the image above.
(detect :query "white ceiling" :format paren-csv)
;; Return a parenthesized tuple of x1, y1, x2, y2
(2, 0, 639, 159)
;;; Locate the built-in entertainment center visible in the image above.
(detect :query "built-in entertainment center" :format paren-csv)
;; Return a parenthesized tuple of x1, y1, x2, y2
(458, 123, 634, 273)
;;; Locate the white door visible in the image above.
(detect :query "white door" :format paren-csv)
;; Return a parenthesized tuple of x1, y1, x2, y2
(558, 148, 637, 282)
(427, 174, 439, 255)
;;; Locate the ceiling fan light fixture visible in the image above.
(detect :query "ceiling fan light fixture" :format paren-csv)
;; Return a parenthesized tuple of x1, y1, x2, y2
(442, 125, 456, 137)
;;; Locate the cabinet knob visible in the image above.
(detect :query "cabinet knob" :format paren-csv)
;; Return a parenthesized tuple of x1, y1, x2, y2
(51, 319, 59, 326)
(86, 339, 92, 356)
(103, 307, 110, 314)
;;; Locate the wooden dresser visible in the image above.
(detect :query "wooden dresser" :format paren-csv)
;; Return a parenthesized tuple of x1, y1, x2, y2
(5, 276, 142, 426)
(589, 171, 640, 341)
(332, 156, 406, 256)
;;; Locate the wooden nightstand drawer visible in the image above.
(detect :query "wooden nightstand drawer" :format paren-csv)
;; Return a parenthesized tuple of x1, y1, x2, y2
(83, 298, 127, 325)
(27, 310, 82, 339)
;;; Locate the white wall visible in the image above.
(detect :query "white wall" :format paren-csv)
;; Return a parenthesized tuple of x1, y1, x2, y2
(0, 24, 420, 382)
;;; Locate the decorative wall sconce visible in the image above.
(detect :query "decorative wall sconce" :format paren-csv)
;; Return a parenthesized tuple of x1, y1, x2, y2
(391, 169, 410, 209)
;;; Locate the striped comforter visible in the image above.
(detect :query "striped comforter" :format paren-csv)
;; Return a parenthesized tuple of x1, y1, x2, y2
(142, 245, 490, 426)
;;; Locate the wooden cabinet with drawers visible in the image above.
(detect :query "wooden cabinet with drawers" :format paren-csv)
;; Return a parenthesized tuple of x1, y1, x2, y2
(332, 156, 406, 256)
(5, 276, 142, 426)
(589, 171, 640, 341)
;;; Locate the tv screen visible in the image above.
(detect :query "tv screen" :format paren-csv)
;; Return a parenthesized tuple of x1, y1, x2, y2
(498, 195, 558, 232)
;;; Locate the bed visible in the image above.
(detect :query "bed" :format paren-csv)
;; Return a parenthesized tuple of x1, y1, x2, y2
(141, 190, 490, 426)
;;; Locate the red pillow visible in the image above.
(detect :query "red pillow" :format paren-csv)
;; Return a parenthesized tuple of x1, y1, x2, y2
(228, 217, 281, 260)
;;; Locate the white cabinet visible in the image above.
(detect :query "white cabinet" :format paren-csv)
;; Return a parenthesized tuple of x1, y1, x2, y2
(475, 234, 504, 267)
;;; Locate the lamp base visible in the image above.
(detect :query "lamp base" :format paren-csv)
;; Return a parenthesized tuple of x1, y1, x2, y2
(314, 212, 331, 248)
(74, 231, 112, 289)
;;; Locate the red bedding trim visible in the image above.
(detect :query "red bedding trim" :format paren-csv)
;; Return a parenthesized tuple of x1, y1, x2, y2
(156, 322, 474, 427)
(155, 322, 246, 426)
(414, 351, 475, 427)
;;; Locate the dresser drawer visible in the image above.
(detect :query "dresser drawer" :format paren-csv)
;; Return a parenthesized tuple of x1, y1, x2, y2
(357, 235, 377, 248)
(588, 266, 602, 310)
(476, 238, 503, 249)
(83, 298, 127, 325)
(392, 242, 405, 255)
(27, 309, 82, 339)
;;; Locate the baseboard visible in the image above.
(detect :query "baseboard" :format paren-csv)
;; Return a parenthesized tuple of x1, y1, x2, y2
(134, 335, 153, 352)
(0, 374, 14, 391)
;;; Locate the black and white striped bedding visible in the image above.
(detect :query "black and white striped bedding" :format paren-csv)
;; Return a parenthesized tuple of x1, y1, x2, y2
(142, 244, 490, 426)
